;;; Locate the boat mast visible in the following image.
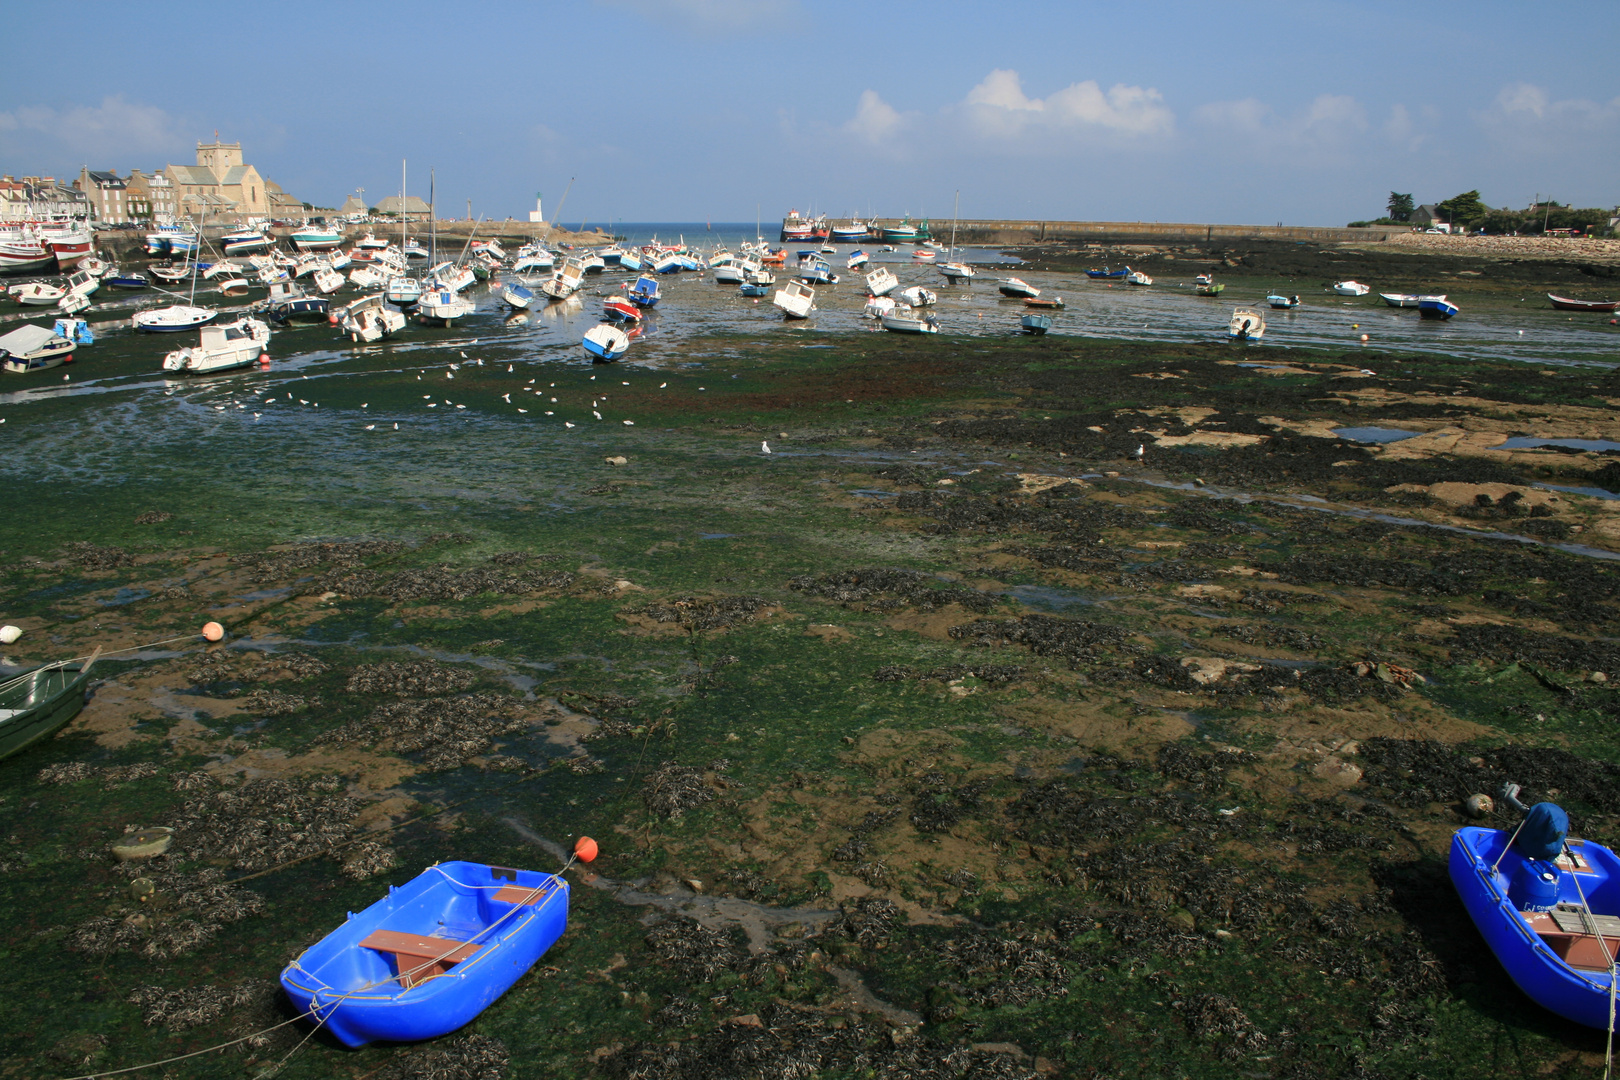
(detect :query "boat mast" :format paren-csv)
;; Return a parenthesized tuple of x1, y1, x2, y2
(429, 169, 436, 267)
(399, 159, 406, 258)
(950, 190, 959, 259)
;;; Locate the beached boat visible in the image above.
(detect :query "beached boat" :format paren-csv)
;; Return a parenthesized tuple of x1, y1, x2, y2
(1267, 294, 1301, 309)
(415, 288, 475, 326)
(1126, 270, 1153, 287)
(881, 307, 939, 334)
(10, 281, 66, 306)
(582, 322, 631, 362)
(864, 267, 899, 298)
(281, 860, 569, 1048)
(501, 283, 535, 310)
(0, 234, 56, 274)
(998, 277, 1040, 299)
(349, 264, 389, 290)
(132, 303, 217, 333)
(863, 296, 897, 320)
(334, 295, 406, 343)
(42, 226, 93, 270)
(149, 264, 193, 284)
(56, 292, 91, 315)
(1024, 296, 1064, 310)
(713, 263, 745, 285)
(603, 295, 641, 323)
(427, 263, 477, 294)
(1085, 266, 1128, 279)
(221, 229, 272, 257)
(912, 249, 936, 263)
(880, 221, 919, 244)
(356, 233, 390, 251)
(773, 280, 816, 319)
(0, 653, 99, 760)
(799, 259, 838, 285)
(0, 323, 76, 372)
(1418, 297, 1459, 320)
(162, 317, 272, 374)
(1194, 280, 1225, 296)
(831, 221, 868, 243)
(627, 275, 661, 308)
(1450, 813, 1620, 1030)
(1547, 294, 1620, 313)
(217, 275, 251, 298)
(897, 286, 936, 307)
(1021, 313, 1052, 336)
(53, 318, 94, 346)
(105, 271, 148, 290)
(541, 258, 587, 302)
(312, 265, 345, 295)
(385, 276, 423, 307)
(1380, 293, 1421, 307)
(291, 224, 344, 251)
(1228, 308, 1266, 340)
(1332, 280, 1371, 296)
(513, 250, 556, 275)
(739, 282, 770, 298)
(262, 280, 329, 324)
(402, 240, 430, 261)
(939, 261, 976, 283)
(617, 249, 643, 273)
(847, 250, 869, 270)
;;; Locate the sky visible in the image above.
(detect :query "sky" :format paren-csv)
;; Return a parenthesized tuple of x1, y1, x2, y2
(2, 0, 1616, 227)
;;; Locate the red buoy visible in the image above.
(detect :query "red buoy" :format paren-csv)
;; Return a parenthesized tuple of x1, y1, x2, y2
(574, 836, 598, 863)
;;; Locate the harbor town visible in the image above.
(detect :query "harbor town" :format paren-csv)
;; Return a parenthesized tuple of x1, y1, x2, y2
(3, 5, 1620, 1078)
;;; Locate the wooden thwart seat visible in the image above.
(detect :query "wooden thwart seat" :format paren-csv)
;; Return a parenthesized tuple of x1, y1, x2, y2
(359, 930, 481, 988)
(1523, 909, 1620, 972)
(492, 882, 555, 906)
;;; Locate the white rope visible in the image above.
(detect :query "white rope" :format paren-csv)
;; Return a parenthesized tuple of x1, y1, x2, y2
(1492, 815, 1531, 874)
(1565, 845, 1617, 1080)
(0, 634, 206, 695)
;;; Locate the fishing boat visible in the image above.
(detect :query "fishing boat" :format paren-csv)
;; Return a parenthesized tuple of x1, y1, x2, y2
(739, 282, 770, 298)
(1547, 294, 1620, 313)
(773, 279, 815, 319)
(998, 277, 1040, 299)
(402, 240, 430, 261)
(1085, 266, 1128, 279)
(1267, 294, 1301, 309)
(0, 234, 56, 274)
(427, 263, 477, 294)
(1450, 812, 1620, 1030)
(627, 275, 661, 308)
(939, 261, 975, 283)
(42, 226, 94, 270)
(9, 281, 66, 306)
(385, 276, 423, 307)
(221, 229, 272, 257)
(1125, 270, 1153, 286)
(881, 306, 939, 334)
(414, 288, 475, 326)
(349, 263, 389, 290)
(1194, 280, 1225, 296)
(1332, 280, 1371, 296)
(162, 317, 272, 374)
(616, 249, 643, 273)
(513, 250, 556, 275)
(831, 221, 868, 243)
(281, 860, 569, 1048)
(149, 264, 193, 284)
(356, 233, 390, 251)
(799, 259, 838, 285)
(290, 224, 344, 251)
(132, 303, 217, 333)
(864, 295, 897, 320)
(897, 286, 936, 307)
(1418, 297, 1459, 320)
(1020, 313, 1052, 336)
(261, 280, 329, 324)
(1025, 296, 1064, 310)
(712, 262, 745, 285)
(864, 267, 899, 298)
(847, 250, 869, 270)
(334, 295, 405, 343)
(582, 322, 631, 362)
(105, 271, 148, 290)
(501, 283, 535, 310)
(312, 264, 345, 295)
(880, 220, 919, 244)
(0, 323, 75, 372)
(603, 295, 641, 323)
(912, 249, 936, 263)
(540, 258, 587, 302)
(1228, 308, 1266, 340)
(0, 652, 99, 760)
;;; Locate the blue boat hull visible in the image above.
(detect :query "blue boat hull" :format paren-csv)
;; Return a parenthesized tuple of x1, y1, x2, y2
(1418, 299, 1459, 320)
(583, 339, 627, 362)
(1450, 826, 1620, 1029)
(739, 284, 769, 297)
(281, 861, 569, 1048)
(1086, 269, 1127, 279)
(1020, 314, 1052, 335)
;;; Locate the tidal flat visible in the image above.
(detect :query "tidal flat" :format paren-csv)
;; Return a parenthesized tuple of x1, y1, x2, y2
(5, 313, 1620, 1078)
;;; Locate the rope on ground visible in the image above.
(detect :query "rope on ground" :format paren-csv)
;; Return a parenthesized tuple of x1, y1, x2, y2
(1566, 845, 1617, 1080)
(0, 633, 204, 695)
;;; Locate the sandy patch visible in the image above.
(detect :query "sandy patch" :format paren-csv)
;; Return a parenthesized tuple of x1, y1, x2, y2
(1151, 430, 1268, 449)
(1016, 473, 1086, 494)
(805, 624, 854, 642)
(1387, 482, 1562, 508)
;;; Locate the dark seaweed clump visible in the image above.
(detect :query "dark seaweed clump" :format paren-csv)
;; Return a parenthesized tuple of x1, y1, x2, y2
(66, 542, 135, 570)
(167, 775, 361, 872)
(896, 488, 1150, 538)
(38, 761, 162, 786)
(345, 660, 478, 696)
(627, 595, 772, 631)
(69, 865, 264, 959)
(910, 772, 989, 833)
(127, 980, 279, 1035)
(1357, 738, 1620, 819)
(948, 613, 1134, 666)
(788, 568, 998, 612)
(1447, 622, 1620, 673)
(336, 563, 576, 602)
(372, 1034, 510, 1080)
(134, 510, 173, 525)
(316, 694, 528, 771)
(643, 763, 717, 818)
(236, 540, 406, 584)
(645, 917, 744, 982)
(871, 662, 1025, 684)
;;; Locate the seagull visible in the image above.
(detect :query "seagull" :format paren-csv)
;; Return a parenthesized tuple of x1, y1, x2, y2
(393, 423, 398, 429)
(299, 399, 308, 405)
(456, 404, 466, 409)
(544, 411, 554, 415)
(365, 424, 376, 430)
(589, 375, 596, 380)
(460, 351, 468, 358)
(549, 382, 555, 387)
(564, 421, 575, 428)
(428, 403, 437, 408)
(253, 412, 260, 418)
(507, 364, 513, 372)
(527, 378, 535, 384)
(1134, 444, 1145, 459)
(502, 393, 511, 402)
(762, 440, 772, 453)
(417, 375, 422, 380)
(63, 374, 71, 381)
(593, 410, 602, 420)
(660, 382, 667, 388)
(423, 395, 432, 399)
(623, 420, 634, 426)
(550, 397, 557, 403)
(361, 403, 368, 408)
(518, 408, 528, 413)
(622, 381, 629, 386)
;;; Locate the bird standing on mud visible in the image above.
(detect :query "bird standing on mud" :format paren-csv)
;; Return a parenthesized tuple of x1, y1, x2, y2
(1135, 444, 1145, 460)
(762, 440, 772, 454)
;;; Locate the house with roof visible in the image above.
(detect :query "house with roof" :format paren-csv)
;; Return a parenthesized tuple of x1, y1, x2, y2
(0, 175, 89, 221)
(164, 139, 271, 222)
(373, 195, 432, 222)
(75, 169, 130, 223)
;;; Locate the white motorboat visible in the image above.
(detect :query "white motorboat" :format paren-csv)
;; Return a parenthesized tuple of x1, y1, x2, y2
(202, 260, 243, 281)
(513, 250, 555, 274)
(161, 317, 271, 373)
(386, 276, 423, 306)
(217, 275, 251, 298)
(403, 240, 430, 261)
(1333, 280, 1371, 296)
(10, 281, 66, 306)
(356, 233, 390, 250)
(881, 307, 940, 334)
(1125, 270, 1153, 286)
(348, 263, 389, 289)
(290, 224, 344, 251)
(326, 249, 351, 272)
(132, 304, 218, 333)
(540, 258, 587, 302)
(336, 294, 406, 343)
(57, 292, 92, 315)
(582, 322, 631, 362)
(414, 287, 475, 326)
(939, 261, 976, 282)
(501, 283, 535, 310)
(897, 286, 937, 307)
(78, 256, 110, 278)
(864, 267, 899, 297)
(312, 265, 345, 295)
(713, 263, 745, 284)
(848, 250, 869, 270)
(773, 279, 816, 319)
(0, 323, 75, 372)
(579, 253, 606, 275)
(221, 229, 272, 256)
(430, 264, 477, 294)
(863, 296, 897, 319)
(292, 254, 324, 278)
(1228, 308, 1266, 340)
(998, 277, 1040, 299)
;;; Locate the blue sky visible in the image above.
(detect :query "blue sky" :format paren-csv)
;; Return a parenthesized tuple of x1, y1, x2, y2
(2, 0, 1615, 225)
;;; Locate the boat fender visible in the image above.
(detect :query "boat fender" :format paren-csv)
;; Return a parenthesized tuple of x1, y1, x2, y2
(1515, 802, 1569, 859)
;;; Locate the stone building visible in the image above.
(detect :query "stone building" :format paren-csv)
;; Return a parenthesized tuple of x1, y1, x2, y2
(373, 195, 431, 222)
(126, 170, 178, 222)
(164, 138, 282, 222)
(76, 169, 130, 223)
(0, 175, 89, 221)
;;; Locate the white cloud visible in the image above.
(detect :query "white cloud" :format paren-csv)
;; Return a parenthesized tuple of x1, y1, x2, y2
(1479, 82, 1620, 130)
(844, 90, 905, 145)
(595, 0, 798, 32)
(958, 69, 1174, 138)
(1193, 93, 1368, 154)
(0, 96, 185, 167)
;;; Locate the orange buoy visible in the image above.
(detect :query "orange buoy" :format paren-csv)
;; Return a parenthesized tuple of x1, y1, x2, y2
(202, 621, 225, 642)
(1360, 334, 1370, 343)
(574, 836, 598, 863)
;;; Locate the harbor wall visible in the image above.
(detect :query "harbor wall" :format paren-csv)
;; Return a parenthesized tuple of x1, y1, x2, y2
(857, 219, 1411, 245)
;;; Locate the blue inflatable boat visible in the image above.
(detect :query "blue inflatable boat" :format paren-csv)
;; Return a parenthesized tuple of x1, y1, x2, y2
(280, 861, 569, 1047)
(1451, 809, 1620, 1029)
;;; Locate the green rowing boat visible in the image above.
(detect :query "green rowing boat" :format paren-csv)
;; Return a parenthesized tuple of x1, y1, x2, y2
(0, 648, 99, 762)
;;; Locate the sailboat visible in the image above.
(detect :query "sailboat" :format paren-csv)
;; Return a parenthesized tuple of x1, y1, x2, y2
(132, 210, 219, 333)
(939, 192, 975, 283)
(416, 174, 476, 326)
(385, 160, 423, 307)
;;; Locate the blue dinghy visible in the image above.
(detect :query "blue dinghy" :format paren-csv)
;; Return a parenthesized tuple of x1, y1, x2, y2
(1418, 297, 1459, 320)
(1451, 809, 1620, 1030)
(627, 275, 661, 308)
(281, 861, 569, 1048)
(1085, 266, 1128, 279)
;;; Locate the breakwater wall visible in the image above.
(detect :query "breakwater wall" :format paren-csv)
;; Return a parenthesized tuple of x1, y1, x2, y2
(863, 219, 1410, 245)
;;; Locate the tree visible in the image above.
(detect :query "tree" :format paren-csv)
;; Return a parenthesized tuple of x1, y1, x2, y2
(1435, 190, 1488, 228)
(1387, 192, 1414, 222)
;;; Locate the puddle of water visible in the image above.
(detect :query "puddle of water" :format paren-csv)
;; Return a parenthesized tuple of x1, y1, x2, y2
(98, 587, 151, 607)
(232, 586, 296, 602)
(698, 532, 740, 539)
(1000, 584, 1101, 612)
(1495, 436, 1620, 453)
(1536, 482, 1620, 501)
(850, 489, 899, 499)
(1333, 426, 1423, 443)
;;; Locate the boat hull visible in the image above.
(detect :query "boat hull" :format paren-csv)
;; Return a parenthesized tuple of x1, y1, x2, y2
(1548, 293, 1619, 313)
(1020, 314, 1051, 336)
(0, 661, 93, 760)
